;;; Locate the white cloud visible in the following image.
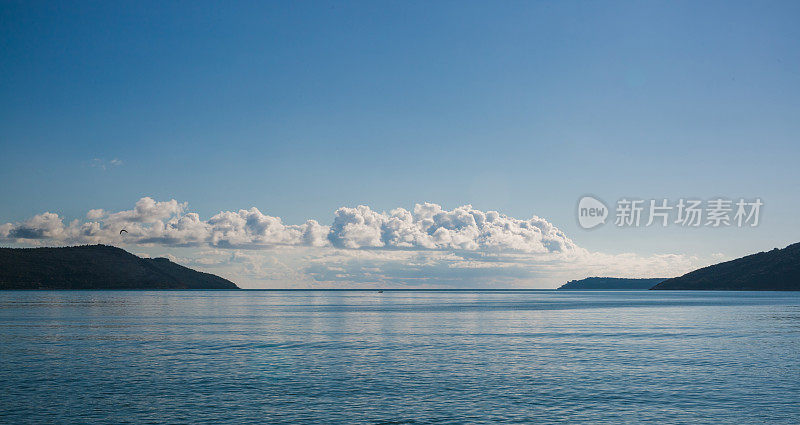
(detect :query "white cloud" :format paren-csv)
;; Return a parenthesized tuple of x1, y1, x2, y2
(0, 222, 11, 239)
(329, 203, 578, 253)
(106, 197, 185, 224)
(205, 208, 327, 248)
(8, 212, 67, 240)
(86, 209, 106, 220)
(90, 158, 123, 170)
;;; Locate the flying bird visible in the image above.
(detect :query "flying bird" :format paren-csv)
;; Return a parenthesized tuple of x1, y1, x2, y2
(119, 229, 128, 235)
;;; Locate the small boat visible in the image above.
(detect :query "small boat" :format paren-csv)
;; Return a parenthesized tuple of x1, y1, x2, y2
(378, 290, 384, 293)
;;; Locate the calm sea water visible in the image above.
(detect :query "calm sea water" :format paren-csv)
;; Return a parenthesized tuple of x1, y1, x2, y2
(1, 290, 798, 424)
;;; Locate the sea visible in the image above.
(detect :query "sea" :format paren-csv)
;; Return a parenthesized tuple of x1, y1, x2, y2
(1, 290, 798, 424)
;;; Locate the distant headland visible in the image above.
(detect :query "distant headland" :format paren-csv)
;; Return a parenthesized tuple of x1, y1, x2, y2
(557, 277, 666, 290)
(0, 245, 238, 290)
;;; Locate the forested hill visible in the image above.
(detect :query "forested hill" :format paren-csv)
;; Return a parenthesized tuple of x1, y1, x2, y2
(0, 244, 238, 290)
(652, 242, 800, 291)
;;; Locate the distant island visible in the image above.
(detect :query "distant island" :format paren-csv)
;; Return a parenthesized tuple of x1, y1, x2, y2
(652, 242, 800, 291)
(557, 277, 666, 290)
(0, 245, 238, 290)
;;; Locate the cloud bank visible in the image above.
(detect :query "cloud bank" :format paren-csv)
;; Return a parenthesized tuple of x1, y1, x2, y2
(1, 197, 711, 288)
(0, 197, 577, 254)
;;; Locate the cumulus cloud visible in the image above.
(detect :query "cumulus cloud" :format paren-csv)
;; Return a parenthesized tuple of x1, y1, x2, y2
(0, 223, 11, 239)
(204, 208, 328, 248)
(0, 197, 577, 254)
(7, 212, 67, 240)
(86, 209, 105, 220)
(330, 203, 577, 253)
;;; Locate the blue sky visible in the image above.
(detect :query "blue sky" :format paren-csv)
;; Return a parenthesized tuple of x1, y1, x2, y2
(1, 1, 799, 287)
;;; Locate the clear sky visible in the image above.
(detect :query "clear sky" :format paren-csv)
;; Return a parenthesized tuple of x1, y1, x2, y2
(2, 1, 799, 288)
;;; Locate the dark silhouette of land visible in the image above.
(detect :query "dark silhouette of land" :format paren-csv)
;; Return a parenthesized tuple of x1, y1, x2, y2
(0, 245, 238, 290)
(557, 277, 666, 290)
(652, 242, 800, 291)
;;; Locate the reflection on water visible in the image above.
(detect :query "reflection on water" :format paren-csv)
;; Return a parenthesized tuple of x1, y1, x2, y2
(1, 290, 799, 424)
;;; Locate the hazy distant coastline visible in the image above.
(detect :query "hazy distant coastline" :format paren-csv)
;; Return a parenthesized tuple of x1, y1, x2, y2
(557, 277, 666, 290)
